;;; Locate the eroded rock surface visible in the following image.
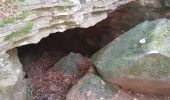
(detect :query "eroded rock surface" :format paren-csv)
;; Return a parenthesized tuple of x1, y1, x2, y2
(0, 0, 133, 52)
(92, 18, 170, 96)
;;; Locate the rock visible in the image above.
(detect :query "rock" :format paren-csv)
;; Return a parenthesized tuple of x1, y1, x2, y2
(66, 73, 118, 100)
(0, 0, 133, 53)
(0, 48, 28, 100)
(165, 0, 170, 7)
(54, 52, 84, 78)
(0, 1, 134, 98)
(92, 18, 170, 95)
(137, 0, 162, 8)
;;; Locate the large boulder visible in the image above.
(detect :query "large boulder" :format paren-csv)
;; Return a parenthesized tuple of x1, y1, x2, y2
(92, 18, 170, 95)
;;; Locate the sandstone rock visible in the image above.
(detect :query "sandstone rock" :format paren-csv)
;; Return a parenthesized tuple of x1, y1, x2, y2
(66, 73, 118, 100)
(0, 48, 27, 100)
(92, 18, 170, 95)
(0, 0, 133, 53)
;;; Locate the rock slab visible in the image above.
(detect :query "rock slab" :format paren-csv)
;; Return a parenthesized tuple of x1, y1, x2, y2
(92, 18, 170, 95)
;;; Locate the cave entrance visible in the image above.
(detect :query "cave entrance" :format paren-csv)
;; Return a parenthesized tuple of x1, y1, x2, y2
(16, 2, 160, 99)
(17, 10, 125, 99)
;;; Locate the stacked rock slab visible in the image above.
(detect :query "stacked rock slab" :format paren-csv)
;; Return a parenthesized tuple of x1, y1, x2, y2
(92, 18, 170, 95)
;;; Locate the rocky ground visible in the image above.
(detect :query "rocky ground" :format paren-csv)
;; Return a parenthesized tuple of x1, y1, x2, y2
(2, 0, 170, 100)
(21, 49, 170, 100)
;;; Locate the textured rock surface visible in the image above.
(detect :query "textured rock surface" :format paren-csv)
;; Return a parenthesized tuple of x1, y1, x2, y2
(92, 18, 170, 95)
(165, 0, 170, 7)
(0, 0, 133, 99)
(0, 0, 133, 52)
(137, 0, 162, 8)
(67, 73, 118, 100)
(0, 48, 26, 100)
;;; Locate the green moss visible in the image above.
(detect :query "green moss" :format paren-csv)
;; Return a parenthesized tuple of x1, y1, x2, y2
(4, 21, 33, 41)
(127, 54, 170, 78)
(0, 11, 29, 28)
(64, 0, 73, 3)
(0, 17, 16, 28)
(9, 0, 25, 3)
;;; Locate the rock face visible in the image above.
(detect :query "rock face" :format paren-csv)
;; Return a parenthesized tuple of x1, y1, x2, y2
(92, 18, 170, 95)
(66, 73, 118, 100)
(0, 0, 133, 53)
(0, 48, 27, 100)
(0, 0, 133, 99)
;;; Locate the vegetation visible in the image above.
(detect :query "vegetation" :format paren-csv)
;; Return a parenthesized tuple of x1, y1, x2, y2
(4, 21, 33, 41)
(0, 11, 29, 28)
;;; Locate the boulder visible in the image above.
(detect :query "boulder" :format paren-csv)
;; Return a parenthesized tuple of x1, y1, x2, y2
(0, 48, 28, 100)
(92, 18, 170, 95)
(53, 52, 84, 77)
(66, 73, 118, 100)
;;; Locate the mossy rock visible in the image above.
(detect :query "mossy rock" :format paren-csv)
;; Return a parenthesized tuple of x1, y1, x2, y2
(165, 0, 170, 7)
(53, 52, 84, 77)
(66, 73, 118, 100)
(92, 18, 170, 95)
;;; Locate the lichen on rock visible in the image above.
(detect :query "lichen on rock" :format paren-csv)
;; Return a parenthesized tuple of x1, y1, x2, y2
(92, 18, 170, 95)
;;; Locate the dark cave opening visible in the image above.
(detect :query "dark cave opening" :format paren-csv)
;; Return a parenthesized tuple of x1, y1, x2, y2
(17, 9, 126, 67)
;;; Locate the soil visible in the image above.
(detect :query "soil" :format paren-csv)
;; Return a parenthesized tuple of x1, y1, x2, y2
(24, 50, 91, 100)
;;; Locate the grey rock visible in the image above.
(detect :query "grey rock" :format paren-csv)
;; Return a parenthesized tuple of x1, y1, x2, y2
(92, 18, 170, 95)
(54, 52, 84, 77)
(66, 73, 118, 100)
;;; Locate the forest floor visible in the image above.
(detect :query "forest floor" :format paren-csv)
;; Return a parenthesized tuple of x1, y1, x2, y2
(0, 0, 18, 20)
